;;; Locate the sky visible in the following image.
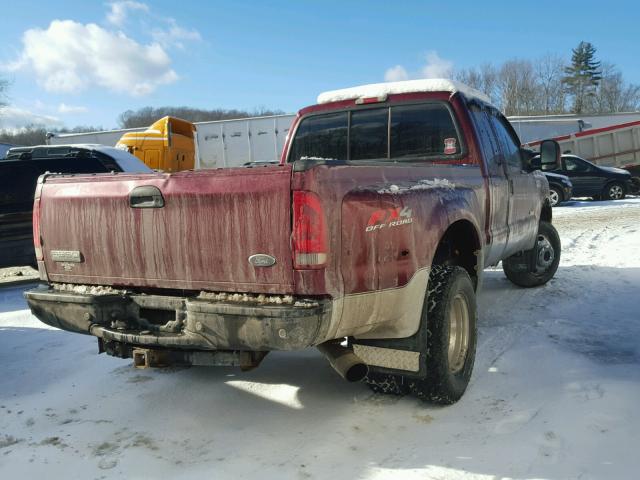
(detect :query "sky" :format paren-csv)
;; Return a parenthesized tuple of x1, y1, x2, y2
(1, 0, 639, 131)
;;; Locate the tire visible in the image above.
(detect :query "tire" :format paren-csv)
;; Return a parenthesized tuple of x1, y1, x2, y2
(502, 221, 561, 288)
(407, 266, 477, 404)
(548, 186, 563, 207)
(603, 182, 626, 200)
(364, 371, 409, 396)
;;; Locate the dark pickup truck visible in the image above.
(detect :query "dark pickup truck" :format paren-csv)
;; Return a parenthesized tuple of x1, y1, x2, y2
(26, 80, 561, 404)
(0, 145, 150, 269)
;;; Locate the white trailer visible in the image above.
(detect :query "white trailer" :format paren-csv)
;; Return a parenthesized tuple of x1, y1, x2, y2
(524, 120, 640, 168)
(49, 114, 296, 169)
(194, 115, 294, 168)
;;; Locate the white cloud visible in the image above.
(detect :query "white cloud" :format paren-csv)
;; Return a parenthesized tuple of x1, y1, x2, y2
(384, 51, 454, 82)
(152, 18, 201, 49)
(421, 51, 454, 79)
(384, 65, 409, 82)
(5, 19, 178, 96)
(106, 1, 149, 27)
(0, 106, 63, 130)
(58, 103, 88, 114)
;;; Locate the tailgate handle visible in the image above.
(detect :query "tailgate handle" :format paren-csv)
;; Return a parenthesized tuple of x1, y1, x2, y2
(129, 186, 165, 208)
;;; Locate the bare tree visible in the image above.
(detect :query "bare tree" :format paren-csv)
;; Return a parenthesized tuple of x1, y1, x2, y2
(592, 62, 640, 113)
(535, 54, 566, 114)
(498, 59, 538, 116)
(455, 63, 499, 105)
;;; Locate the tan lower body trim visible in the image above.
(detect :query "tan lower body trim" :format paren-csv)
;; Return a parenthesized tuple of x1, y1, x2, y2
(320, 267, 430, 342)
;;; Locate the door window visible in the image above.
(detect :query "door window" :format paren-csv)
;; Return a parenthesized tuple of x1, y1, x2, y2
(489, 114, 523, 174)
(469, 106, 503, 176)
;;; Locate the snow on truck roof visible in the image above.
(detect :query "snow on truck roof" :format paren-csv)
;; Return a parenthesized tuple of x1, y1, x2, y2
(317, 78, 491, 105)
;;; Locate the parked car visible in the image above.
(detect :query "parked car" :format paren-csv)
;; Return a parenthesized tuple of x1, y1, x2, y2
(25, 80, 561, 404)
(543, 171, 573, 207)
(0, 145, 151, 269)
(549, 154, 633, 200)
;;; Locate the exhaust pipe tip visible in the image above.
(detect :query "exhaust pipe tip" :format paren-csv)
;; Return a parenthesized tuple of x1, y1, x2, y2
(343, 362, 368, 382)
(317, 342, 368, 382)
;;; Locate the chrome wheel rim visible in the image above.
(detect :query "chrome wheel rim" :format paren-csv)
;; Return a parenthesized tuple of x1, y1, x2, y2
(548, 190, 560, 206)
(535, 234, 555, 273)
(448, 293, 470, 373)
(609, 185, 623, 200)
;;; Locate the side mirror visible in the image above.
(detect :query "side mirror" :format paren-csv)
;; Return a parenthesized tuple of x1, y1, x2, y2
(540, 140, 560, 171)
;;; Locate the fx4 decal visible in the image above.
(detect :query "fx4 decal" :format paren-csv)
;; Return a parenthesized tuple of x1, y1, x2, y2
(366, 206, 413, 232)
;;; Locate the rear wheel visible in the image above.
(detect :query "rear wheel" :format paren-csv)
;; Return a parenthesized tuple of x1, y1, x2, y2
(408, 266, 477, 404)
(548, 186, 563, 207)
(604, 182, 625, 200)
(503, 221, 561, 288)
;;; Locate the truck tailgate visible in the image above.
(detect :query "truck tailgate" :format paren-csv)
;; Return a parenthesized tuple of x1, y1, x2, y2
(38, 166, 294, 293)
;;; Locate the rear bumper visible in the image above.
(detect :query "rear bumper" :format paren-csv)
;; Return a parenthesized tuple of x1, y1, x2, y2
(24, 286, 332, 352)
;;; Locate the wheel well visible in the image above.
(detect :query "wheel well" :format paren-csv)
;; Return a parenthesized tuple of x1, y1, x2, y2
(432, 220, 481, 289)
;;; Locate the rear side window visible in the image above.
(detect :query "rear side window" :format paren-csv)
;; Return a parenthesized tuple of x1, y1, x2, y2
(289, 102, 464, 163)
(289, 112, 348, 161)
(390, 104, 460, 159)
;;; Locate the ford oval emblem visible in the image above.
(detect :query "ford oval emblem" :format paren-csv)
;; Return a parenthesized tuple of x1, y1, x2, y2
(248, 254, 277, 267)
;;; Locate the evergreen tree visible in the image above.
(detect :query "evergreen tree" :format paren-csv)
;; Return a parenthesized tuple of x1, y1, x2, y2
(562, 41, 602, 113)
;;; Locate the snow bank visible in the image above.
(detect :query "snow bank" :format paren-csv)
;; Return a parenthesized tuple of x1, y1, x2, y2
(317, 79, 491, 105)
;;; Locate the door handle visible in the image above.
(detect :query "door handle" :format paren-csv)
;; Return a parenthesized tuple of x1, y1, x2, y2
(129, 185, 165, 208)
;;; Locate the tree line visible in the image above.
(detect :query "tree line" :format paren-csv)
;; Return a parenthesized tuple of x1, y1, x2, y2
(456, 41, 640, 116)
(118, 106, 284, 129)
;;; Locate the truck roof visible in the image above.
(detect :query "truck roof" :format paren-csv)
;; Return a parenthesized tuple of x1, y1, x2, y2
(317, 78, 491, 105)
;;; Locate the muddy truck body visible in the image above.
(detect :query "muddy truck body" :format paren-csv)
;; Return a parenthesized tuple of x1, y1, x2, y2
(26, 79, 562, 403)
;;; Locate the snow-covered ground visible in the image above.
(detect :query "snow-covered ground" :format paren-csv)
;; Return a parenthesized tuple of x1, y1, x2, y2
(1, 198, 639, 479)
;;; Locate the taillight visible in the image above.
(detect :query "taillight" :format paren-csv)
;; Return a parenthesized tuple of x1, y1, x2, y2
(33, 196, 43, 261)
(292, 191, 328, 269)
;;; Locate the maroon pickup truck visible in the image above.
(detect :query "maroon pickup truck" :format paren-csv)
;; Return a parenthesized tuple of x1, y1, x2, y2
(26, 79, 562, 404)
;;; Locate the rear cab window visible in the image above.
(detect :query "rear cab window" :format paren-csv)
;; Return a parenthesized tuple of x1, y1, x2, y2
(288, 101, 467, 164)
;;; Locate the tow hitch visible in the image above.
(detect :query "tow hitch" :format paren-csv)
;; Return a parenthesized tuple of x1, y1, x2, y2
(99, 339, 268, 371)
